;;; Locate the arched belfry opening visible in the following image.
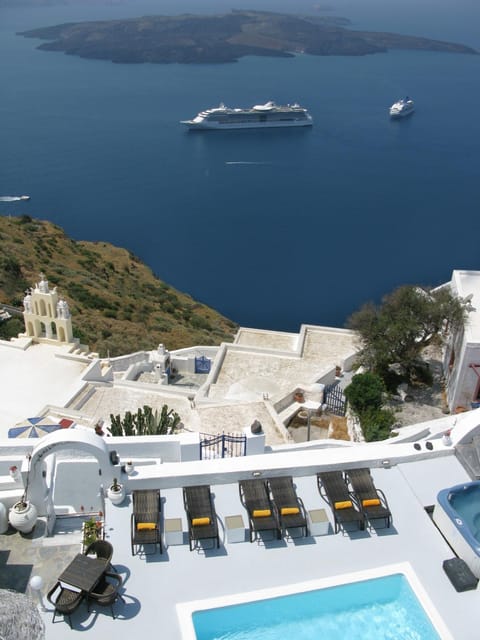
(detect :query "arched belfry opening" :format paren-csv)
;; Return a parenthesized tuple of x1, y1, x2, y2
(22, 273, 74, 344)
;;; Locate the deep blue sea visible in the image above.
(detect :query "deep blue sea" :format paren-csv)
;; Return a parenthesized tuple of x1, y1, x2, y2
(1, 0, 479, 331)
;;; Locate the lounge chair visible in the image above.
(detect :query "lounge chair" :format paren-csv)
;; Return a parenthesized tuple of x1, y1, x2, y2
(266, 476, 308, 537)
(130, 489, 162, 556)
(47, 581, 83, 628)
(239, 479, 281, 542)
(317, 471, 365, 533)
(183, 485, 220, 551)
(345, 468, 392, 528)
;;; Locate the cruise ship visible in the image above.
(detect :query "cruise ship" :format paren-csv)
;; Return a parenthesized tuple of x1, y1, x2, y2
(389, 96, 415, 118)
(181, 101, 313, 130)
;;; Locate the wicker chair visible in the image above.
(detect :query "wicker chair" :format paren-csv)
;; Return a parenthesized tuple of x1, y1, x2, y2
(345, 468, 392, 528)
(88, 571, 124, 619)
(239, 479, 281, 542)
(183, 485, 220, 551)
(131, 489, 162, 555)
(317, 471, 365, 533)
(47, 581, 83, 628)
(266, 476, 308, 537)
(83, 539, 114, 569)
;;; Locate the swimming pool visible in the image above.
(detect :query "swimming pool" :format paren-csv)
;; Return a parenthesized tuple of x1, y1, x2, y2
(433, 481, 480, 577)
(179, 565, 450, 640)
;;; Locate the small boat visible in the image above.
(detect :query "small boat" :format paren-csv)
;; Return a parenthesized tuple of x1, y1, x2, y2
(389, 97, 414, 118)
(19, 195, 31, 201)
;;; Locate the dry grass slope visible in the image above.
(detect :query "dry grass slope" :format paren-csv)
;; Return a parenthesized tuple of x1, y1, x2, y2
(0, 215, 237, 356)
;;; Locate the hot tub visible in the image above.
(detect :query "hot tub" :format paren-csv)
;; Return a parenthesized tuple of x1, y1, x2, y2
(433, 481, 480, 578)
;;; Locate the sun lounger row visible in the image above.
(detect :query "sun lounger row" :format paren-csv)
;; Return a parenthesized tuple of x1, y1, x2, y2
(130, 470, 391, 553)
(239, 477, 309, 541)
(131, 486, 220, 554)
(317, 468, 391, 533)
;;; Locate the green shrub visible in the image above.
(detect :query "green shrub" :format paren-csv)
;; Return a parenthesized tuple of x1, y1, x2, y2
(190, 314, 212, 331)
(0, 317, 24, 340)
(344, 372, 385, 415)
(68, 282, 113, 310)
(1, 256, 22, 278)
(361, 407, 396, 442)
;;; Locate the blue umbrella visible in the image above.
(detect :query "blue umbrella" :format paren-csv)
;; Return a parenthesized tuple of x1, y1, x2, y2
(8, 417, 65, 438)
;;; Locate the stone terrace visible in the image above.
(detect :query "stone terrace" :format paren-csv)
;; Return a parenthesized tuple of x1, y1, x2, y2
(1, 453, 478, 640)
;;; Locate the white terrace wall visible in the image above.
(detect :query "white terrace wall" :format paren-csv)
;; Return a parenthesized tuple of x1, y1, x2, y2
(447, 342, 480, 412)
(106, 351, 149, 373)
(170, 346, 219, 375)
(123, 439, 456, 493)
(0, 427, 266, 513)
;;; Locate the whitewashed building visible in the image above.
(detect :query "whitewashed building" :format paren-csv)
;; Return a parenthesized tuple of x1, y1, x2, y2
(443, 270, 480, 412)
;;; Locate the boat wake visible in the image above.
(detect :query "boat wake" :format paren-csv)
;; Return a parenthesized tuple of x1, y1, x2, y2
(0, 195, 30, 202)
(225, 161, 270, 166)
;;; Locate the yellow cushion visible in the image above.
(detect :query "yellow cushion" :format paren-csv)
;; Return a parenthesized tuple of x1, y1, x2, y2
(334, 500, 352, 510)
(281, 507, 300, 516)
(252, 509, 271, 518)
(362, 498, 381, 507)
(137, 522, 156, 531)
(192, 517, 210, 526)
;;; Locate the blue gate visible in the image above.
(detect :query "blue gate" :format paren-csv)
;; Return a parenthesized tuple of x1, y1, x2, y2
(195, 356, 211, 374)
(200, 432, 247, 459)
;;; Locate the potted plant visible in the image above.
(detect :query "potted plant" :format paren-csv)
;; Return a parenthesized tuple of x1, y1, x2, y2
(82, 513, 104, 551)
(8, 455, 38, 534)
(107, 477, 125, 505)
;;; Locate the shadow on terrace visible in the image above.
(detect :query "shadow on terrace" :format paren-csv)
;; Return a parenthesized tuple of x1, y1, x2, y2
(0, 414, 479, 639)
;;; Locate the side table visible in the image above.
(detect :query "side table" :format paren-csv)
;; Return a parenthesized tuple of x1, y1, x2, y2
(225, 515, 245, 543)
(165, 517, 183, 546)
(308, 509, 330, 536)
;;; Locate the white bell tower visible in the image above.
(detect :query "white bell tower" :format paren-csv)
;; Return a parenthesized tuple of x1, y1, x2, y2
(23, 273, 74, 343)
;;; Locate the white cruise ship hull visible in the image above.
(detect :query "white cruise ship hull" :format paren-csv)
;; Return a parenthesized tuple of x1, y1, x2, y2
(389, 97, 414, 118)
(182, 118, 312, 130)
(181, 101, 313, 130)
(390, 108, 414, 118)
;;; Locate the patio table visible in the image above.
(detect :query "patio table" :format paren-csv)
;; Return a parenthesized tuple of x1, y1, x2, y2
(58, 553, 106, 595)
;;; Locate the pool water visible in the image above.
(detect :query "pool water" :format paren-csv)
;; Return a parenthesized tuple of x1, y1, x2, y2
(192, 574, 440, 640)
(449, 484, 480, 541)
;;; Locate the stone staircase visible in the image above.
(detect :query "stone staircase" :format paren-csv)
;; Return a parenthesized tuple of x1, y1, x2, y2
(456, 435, 480, 479)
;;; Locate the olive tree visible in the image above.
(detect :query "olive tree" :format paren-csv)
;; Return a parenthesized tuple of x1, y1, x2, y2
(347, 285, 467, 383)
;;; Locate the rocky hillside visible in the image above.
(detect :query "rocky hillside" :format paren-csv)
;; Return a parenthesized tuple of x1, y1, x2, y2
(0, 215, 237, 356)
